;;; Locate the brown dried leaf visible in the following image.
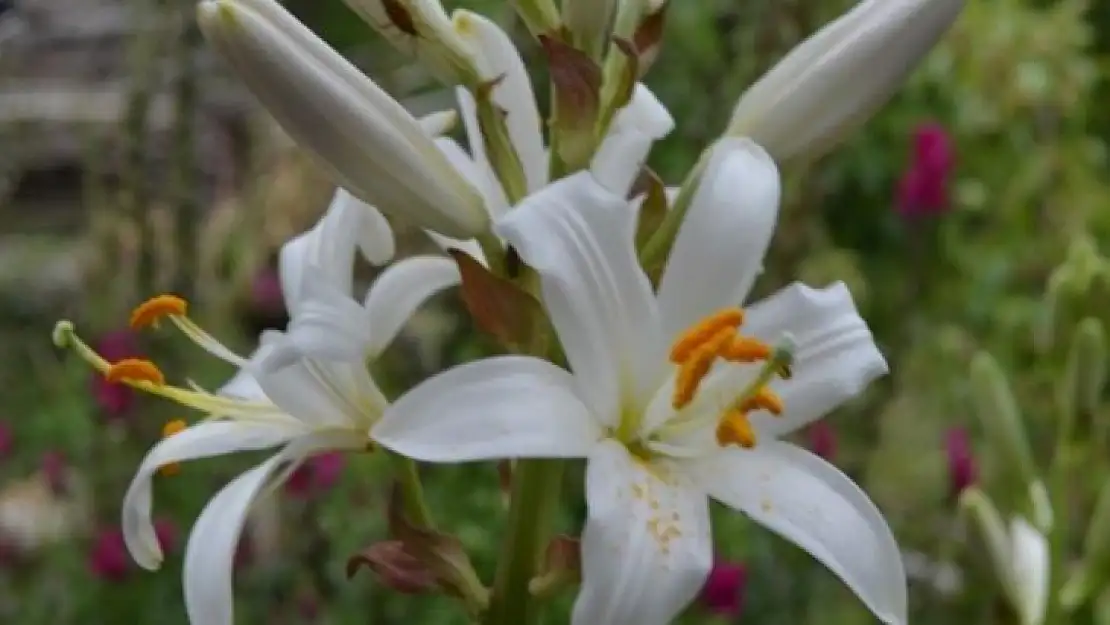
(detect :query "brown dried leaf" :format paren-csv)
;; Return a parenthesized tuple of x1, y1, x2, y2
(382, 0, 418, 36)
(451, 249, 544, 352)
(346, 540, 438, 594)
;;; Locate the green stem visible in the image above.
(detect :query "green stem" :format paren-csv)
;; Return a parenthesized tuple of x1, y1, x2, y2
(392, 453, 435, 528)
(484, 459, 564, 625)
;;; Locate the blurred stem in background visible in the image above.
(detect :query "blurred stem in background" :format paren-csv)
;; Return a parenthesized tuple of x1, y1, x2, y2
(168, 0, 203, 299)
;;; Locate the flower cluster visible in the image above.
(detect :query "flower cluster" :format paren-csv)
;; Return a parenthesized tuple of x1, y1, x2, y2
(52, 0, 964, 623)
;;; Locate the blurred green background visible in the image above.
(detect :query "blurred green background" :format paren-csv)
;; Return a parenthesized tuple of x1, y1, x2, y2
(2, 0, 1110, 623)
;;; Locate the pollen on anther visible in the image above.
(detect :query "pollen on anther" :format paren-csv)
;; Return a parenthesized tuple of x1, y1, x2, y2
(669, 308, 745, 364)
(715, 409, 757, 449)
(739, 387, 784, 416)
(104, 359, 165, 386)
(672, 327, 734, 409)
(721, 337, 772, 363)
(129, 294, 187, 329)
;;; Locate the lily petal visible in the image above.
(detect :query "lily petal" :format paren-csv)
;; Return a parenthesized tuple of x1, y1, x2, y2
(454, 10, 547, 192)
(279, 275, 375, 366)
(122, 420, 302, 570)
(687, 440, 907, 625)
(591, 84, 675, 197)
(1010, 517, 1049, 625)
(363, 255, 461, 358)
(657, 138, 781, 340)
(455, 88, 511, 218)
(182, 432, 352, 625)
(373, 356, 600, 462)
(573, 440, 713, 625)
(496, 172, 663, 423)
(744, 282, 887, 437)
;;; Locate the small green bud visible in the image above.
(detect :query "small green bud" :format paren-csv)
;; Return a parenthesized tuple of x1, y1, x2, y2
(1058, 317, 1106, 441)
(970, 352, 1039, 488)
(959, 488, 1013, 595)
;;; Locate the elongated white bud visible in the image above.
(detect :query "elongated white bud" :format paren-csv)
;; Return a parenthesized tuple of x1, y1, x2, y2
(198, 0, 489, 238)
(727, 0, 964, 161)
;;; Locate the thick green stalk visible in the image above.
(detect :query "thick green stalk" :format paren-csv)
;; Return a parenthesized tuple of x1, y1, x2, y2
(485, 459, 564, 625)
(392, 453, 435, 528)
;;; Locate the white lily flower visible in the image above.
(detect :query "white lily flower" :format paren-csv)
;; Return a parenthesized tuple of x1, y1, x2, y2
(196, 0, 489, 238)
(54, 189, 460, 625)
(373, 117, 905, 623)
(727, 0, 964, 161)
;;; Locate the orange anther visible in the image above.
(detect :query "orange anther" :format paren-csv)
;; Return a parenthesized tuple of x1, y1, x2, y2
(720, 337, 772, 363)
(104, 359, 165, 386)
(738, 387, 784, 416)
(672, 327, 734, 409)
(129, 294, 187, 329)
(159, 419, 188, 476)
(669, 308, 745, 364)
(715, 409, 757, 449)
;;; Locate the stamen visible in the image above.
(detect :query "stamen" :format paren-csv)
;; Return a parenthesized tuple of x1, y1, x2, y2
(720, 337, 772, 363)
(669, 308, 745, 364)
(672, 326, 736, 409)
(105, 359, 165, 386)
(130, 294, 188, 329)
(715, 409, 756, 449)
(159, 419, 188, 476)
(738, 387, 783, 416)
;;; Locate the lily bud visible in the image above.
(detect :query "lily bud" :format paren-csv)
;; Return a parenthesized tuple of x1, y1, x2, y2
(1062, 479, 1110, 608)
(727, 0, 964, 161)
(969, 352, 1039, 491)
(562, 0, 619, 58)
(1064, 318, 1107, 421)
(197, 0, 489, 238)
(339, 0, 479, 86)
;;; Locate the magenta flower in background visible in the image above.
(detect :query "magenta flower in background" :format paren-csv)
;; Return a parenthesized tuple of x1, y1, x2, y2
(285, 452, 346, 498)
(154, 518, 178, 554)
(41, 451, 67, 495)
(701, 558, 747, 617)
(250, 267, 286, 317)
(897, 122, 955, 219)
(0, 422, 11, 460)
(91, 330, 141, 418)
(945, 427, 977, 498)
(89, 528, 129, 582)
(808, 421, 837, 463)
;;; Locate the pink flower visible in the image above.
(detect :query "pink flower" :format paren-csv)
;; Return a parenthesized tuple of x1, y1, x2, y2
(913, 122, 955, 176)
(945, 427, 977, 497)
(91, 330, 141, 418)
(701, 559, 747, 617)
(285, 452, 346, 498)
(41, 451, 67, 495)
(808, 421, 837, 463)
(250, 267, 286, 316)
(897, 122, 955, 219)
(89, 528, 130, 581)
(0, 422, 11, 459)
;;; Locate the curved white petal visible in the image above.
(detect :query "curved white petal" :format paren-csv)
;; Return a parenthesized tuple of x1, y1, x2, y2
(1010, 517, 1049, 625)
(425, 229, 487, 264)
(456, 88, 511, 218)
(218, 368, 265, 401)
(280, 189, 395, 315)
(182, 432, 351, 625)
(418, 109, 458, 137)
(495, 172, 664, 423)
(573, 440, 713, 625)
(454, 10, 547, 192)
(363, 255, 461, 358)
(743, 282, 887, 437)
(251, 340, 386, 429)
(279, 275, 375, 365)
(686, 441, 907, 625)
(122, 420, 302, 570)
(590, 84, 674, 197)
(657, 139, 781, 340)
(372, 356, 601, 462)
